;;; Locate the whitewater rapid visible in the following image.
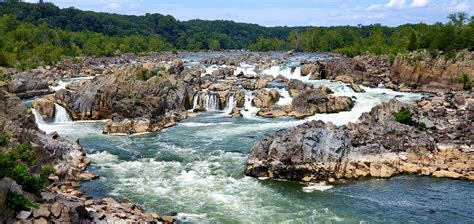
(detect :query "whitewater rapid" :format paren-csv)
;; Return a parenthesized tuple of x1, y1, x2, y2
(26, 56, 472, 224)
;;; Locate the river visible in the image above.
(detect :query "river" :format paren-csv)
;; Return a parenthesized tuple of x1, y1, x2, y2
(29, 53, 474, 223)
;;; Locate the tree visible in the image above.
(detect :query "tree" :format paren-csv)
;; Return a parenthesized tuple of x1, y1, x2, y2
(208, 39, 220, 51)
(407, 31, 418, 51)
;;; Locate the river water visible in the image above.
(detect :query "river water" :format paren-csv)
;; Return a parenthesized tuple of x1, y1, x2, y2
(29, 53, 474, 223)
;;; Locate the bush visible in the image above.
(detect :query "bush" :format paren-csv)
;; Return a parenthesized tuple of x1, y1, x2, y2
(135, 68, 149, 81)
(0, 142, 54, 194)
(132, 97, 142, 106)
(7, 192, 39, 209)
(459, 73, 472, 90)
(0, 71, 12, 82)
(394, 109, 413, 125)
(417, 123, 427, 131)
(0, 131, 11, 146)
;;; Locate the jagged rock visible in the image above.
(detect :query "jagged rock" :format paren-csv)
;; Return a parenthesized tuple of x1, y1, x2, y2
(432, 170, 463, 179)
(290, 89, 354, 118)
(8, 72, 52, 99)
(285, 79, 311, 97)
(33, 218, 48, 224)
(252, 89, 280, 108)
(51, 202, 62, 218)
(16, 211, 32, 220)
(32, 97, 55, 119)
(301, 64, 318, 77)
(246, 92, 473, 181)
(33, 205, 50, 218)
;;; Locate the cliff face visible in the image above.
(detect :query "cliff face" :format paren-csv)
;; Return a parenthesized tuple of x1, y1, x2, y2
(54, 60, 202, 134)
(245, 91, 474, 181)
(304, 50, 473, 93)
(392, 50, 474, 92)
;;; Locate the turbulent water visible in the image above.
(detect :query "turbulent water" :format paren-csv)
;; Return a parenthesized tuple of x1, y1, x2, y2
(29, 53, 474, 223)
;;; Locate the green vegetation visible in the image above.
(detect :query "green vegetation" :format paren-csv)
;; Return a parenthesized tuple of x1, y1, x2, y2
(0, 2, 472, 69)
(7, 192, 39, 209)
(394, 109, 413, 125)
(135, 67, 159, 81)
(0, 140, 54, 208)
(417, 123, 427, 131)
(459, 73, 472, 90)
(132, 97, 142, 106)
(0, 131, 11, 146)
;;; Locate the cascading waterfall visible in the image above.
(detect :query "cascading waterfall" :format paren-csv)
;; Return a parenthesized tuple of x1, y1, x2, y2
(54, 103, 72, 123)
(205, 92, 220, 111)
(31, 109, 46, 124)
(240, 91, 261, 119)
(224, 94, 235, 114)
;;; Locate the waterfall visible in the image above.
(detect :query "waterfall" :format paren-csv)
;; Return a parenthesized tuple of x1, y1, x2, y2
(224, 94, 235, 114)
(241, 91, 261, 119)
(205, 92, 220, 111)
(31, 109, 46, 124)
(54, 103, 72, 123)
(189, 94, 199, 112)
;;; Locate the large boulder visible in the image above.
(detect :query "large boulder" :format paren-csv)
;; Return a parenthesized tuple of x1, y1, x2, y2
(252, 89, 280, 109)
(290, 89, 354, 118)
(32, 97, 55, 119)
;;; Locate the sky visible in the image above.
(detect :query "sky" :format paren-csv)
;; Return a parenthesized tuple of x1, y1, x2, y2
(25, 0, 473, 27)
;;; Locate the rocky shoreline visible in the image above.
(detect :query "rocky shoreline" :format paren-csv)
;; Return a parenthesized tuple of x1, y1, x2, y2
(245, 91, 473, 182)
(0, 76, 176, 223)
(1, 50, 472, 223)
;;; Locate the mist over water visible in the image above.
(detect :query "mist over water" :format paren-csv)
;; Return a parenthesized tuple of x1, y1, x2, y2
(29, 53, 474, 223)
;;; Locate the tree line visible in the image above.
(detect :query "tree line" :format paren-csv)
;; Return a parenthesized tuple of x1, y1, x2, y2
(0, 2, 472, 69)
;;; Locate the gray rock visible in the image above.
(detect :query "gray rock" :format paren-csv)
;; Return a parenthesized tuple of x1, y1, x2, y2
(16, 211, 32, 220)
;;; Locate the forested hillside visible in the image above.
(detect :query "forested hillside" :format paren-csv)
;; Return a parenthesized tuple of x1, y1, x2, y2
(0, 2, 472, 70)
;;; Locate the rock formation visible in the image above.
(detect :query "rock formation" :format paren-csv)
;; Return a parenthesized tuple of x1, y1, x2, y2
(245, 91, 473, 181)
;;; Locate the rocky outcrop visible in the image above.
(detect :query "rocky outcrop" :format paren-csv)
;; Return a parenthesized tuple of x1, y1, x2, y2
(290, 89, 354, 118)
(306, 51, 473, 93)
(245, 91, 473, 181)
(8, 72, 53, 99)
(257, 88, 354, 119)
(252, 89, 280, 108)
(54, 60, 201, 134)
(391, 50, 473, 92)
(32, 96, 55, 119)
(1, 80, 176, 223)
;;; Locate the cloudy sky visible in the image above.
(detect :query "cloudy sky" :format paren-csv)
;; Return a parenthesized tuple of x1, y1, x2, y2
(27, 0, 473, 27)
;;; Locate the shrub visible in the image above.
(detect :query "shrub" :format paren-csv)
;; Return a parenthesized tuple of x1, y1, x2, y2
(0, 142, 54, 194)
(135, 68, 149, 81)
(132, 97, 142, 106)
(417, 123, 427, 131)
(7, 192, 39, 209)
(172, 49, 178, 55)
(394, 109, 413, 125)
(0, 71, 12, 82)
(459, 73, 472, 90)
(0, 131, 11, 146)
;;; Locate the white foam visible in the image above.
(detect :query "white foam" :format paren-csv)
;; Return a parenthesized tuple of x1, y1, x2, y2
(302, 182, 334, 193)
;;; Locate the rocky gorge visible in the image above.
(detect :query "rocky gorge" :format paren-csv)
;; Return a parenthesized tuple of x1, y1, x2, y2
(1, 50, 473, 223)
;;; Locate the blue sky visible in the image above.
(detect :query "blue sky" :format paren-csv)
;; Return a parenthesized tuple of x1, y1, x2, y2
(28, 0, 473, 26)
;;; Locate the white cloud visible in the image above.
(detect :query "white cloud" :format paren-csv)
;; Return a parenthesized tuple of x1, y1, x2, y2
(366, 4, 384, 10)
(341, 3, 348, 8)
(130, 3, 141, 9)
(103, 3, 122, 12)
(410, 0, 429, 8)
(386, 0, 406, 9)
(447, 0, 471, 12)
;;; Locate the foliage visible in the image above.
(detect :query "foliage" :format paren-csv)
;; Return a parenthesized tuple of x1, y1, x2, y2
(0, 3, 471, 68)
(417, 123, 427, 131)
(0, 131, 11, 146)
(459, 73, 472, 90)
(132, 97, 142, 106)
(7, 192, 39, 209)
(0, 141, 55, 194)
(394, 109, 413, 125)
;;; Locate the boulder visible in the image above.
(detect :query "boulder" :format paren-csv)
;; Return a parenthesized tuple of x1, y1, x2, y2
(32, 97, 55, 119)
(252, 89, 280, 109)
